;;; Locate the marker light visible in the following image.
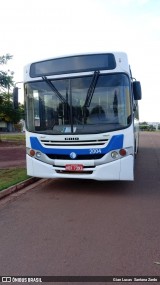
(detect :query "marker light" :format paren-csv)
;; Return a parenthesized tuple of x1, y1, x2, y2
(119, 149, 127, 156)
(111, 151, 119, 159)
(30, 149, 35, 157)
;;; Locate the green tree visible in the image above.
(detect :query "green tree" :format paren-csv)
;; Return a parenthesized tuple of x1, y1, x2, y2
(0, 93, 24, 124)
(0, 54, 14, 92)
(148, 124, 156, 131)
(139, 121, 149, 131)
(0, 54, 24, 128)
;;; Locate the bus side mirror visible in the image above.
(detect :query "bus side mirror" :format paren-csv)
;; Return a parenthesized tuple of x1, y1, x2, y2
(133, 81, 142, 100)
(13, 87, 19, 109)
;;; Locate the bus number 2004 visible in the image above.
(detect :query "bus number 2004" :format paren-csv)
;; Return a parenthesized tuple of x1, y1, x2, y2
(89, 149, 101, 154)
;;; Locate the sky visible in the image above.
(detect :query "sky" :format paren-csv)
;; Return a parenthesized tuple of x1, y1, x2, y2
(0, 0, 160, 122)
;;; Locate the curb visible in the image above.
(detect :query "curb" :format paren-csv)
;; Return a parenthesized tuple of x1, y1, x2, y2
(0, 177, 40, 199)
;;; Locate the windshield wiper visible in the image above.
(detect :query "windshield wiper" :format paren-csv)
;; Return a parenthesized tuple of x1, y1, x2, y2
(42, 76, 66, 103)
(84, 71, 100, 107)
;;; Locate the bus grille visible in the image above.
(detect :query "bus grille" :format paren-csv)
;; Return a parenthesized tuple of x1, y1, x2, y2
(46, 153, 104, 160)
(40, 139, 108, 147)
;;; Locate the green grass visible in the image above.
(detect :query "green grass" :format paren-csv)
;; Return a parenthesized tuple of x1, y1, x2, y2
(0, 133, 25, 142)
(0, 168, 29, 191)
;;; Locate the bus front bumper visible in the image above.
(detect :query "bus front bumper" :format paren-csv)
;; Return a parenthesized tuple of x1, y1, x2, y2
(26, 154, 134, 181)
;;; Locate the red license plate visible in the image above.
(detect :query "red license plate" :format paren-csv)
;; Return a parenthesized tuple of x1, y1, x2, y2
(65, 164, 83, 172)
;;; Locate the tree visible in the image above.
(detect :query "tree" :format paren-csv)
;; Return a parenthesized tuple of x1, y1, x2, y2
(0, 54, 14, 92)
(139, 122, 149, 131)
(148, 124, 156, 131)
(0, 54, 24, 128)
(139, 122, 156, 131)
(0, 93, 24, 124)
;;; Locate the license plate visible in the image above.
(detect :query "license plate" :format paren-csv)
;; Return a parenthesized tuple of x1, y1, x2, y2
(65, 164, 83, 172)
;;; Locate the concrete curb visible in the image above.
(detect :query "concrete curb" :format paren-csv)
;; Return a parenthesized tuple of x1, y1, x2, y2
(0, 177, 40, 199)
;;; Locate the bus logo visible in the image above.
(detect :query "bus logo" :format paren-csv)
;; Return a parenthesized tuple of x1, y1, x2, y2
(70, 152, 77, 159)
(65, 137, 79, 141)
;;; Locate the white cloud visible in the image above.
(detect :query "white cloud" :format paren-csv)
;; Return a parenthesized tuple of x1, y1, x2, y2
(0, 0, 160, 121)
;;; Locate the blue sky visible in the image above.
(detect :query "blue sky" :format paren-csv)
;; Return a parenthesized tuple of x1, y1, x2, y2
(1, 0, 160, 122)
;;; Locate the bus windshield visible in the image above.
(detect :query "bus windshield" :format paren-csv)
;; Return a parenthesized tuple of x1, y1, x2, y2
(25, 73, 131, 134)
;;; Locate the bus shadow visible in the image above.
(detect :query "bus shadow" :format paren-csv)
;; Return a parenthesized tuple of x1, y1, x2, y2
(44, 178, 133, 197)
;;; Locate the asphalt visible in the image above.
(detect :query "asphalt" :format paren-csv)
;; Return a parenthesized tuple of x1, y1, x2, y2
(0, 132, 160, 280)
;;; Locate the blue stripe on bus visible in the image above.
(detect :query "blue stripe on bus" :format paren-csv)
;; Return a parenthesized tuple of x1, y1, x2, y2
(30, 135, 124, 155)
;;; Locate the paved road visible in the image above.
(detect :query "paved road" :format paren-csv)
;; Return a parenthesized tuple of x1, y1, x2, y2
(0, 132, 160, 284)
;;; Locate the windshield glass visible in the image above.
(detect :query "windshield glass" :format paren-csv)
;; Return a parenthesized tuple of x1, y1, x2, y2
(25, 74, 131, 134)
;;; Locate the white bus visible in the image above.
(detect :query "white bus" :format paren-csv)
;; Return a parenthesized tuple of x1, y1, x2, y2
(22, 52, 142, 181)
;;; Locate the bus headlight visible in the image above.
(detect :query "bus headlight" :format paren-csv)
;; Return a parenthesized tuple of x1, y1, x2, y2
(111, 151, 119, 159)
(111, 148, 127, 160)
(36, 151, 41, 158)
(27, 148, 41, 158)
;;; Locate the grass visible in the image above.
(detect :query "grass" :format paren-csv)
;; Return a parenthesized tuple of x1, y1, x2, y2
(0, 133, 28, 191)
(0, 133, 25, 142)
(0, 168, 29, 191)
